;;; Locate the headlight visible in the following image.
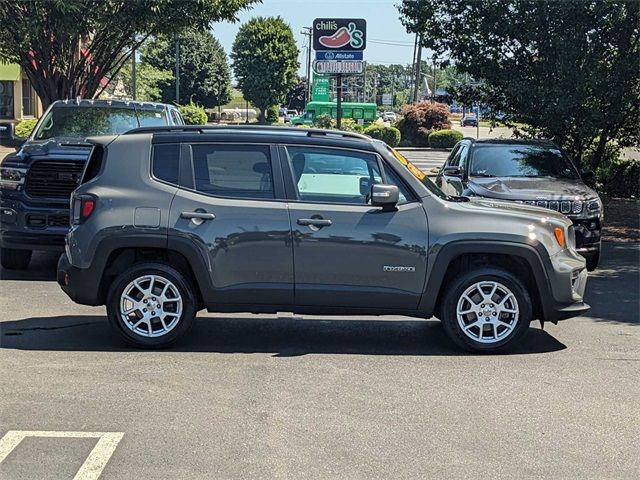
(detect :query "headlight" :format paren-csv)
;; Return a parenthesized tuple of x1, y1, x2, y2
(586, 198, 602, 216)
(0, 167, 27, 190)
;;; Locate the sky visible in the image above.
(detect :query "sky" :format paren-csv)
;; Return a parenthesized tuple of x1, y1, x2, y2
(211, 0, 418, 74)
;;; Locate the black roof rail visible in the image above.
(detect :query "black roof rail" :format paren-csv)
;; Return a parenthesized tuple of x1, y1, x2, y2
(123, 124, 371, 141)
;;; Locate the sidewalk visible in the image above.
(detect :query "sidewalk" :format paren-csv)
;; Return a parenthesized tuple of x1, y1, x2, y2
(1, 146, 13, 161)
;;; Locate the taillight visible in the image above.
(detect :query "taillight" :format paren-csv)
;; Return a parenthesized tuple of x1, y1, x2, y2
(72, 194, 97, 224)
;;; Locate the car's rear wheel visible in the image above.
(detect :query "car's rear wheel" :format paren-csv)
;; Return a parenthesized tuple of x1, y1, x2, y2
(106, 263, 196, 348)
(440, 268, 532, 353)
(1, 248, 32, 270)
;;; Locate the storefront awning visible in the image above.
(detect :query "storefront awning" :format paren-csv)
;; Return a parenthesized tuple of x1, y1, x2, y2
(0, 62, 20, 81)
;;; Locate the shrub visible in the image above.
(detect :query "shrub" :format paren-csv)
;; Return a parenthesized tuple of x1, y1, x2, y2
(596, 157, 639, 198)
(15, 119, 38, 138)
(398, 102, 451, 146)
(428, 129, 464, 148)
(296, 124, 311, 128)
(266, 105, 279, 124)
(178, 101, 208, 125)
(364, 125, 401, 147)
(313, 114, 333, 129)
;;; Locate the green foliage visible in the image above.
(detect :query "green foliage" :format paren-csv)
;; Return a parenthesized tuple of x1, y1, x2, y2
(0, 0, 257, 108)
(596, 158, 639, 198)
(364, 125, 401, 147)
(266, 105, 279, 124)
(231, 16, 299, 124)
(144, 31, 232, 108)
(398, 102, 451, 146)
(108, 60, 172, 102)
(14, 119, 38, 138)
(178, 101, 207, 125)
(296, 124, 311, 129)
(313, 114, 333, 129)
(428, 129, 463, 148)
(398, 0, 640, 170)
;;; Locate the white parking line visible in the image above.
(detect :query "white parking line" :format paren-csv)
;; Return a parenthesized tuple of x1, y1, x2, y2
(0, 430, 124, 480)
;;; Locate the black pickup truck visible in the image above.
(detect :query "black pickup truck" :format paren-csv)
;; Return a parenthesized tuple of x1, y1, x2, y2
(0, 99, 184, 269)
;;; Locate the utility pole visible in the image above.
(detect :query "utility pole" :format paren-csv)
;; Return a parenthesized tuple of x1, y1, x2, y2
(413, 33, 422, 103)
(410, 32, 418, 102)
(131, 46, 137, 100)
(175, 38, 180, 103)
(300, 26, 312, 105)
(432, 57, 437, 104)
(336, 74, 343, 129)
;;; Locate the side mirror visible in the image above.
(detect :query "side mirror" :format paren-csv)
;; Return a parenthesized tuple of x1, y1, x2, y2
(0, 123, 25, 150)
(443, 165, 462, 177)
(581, 170, 595, 183)
(371, 184, 399, 210)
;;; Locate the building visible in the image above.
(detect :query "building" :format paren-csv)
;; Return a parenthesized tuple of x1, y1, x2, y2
(0, 62, 43, 122)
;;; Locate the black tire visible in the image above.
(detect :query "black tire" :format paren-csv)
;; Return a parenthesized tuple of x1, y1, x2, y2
(1, 248, 32, 270)
(440, 267, 532, 353)
(106, 263, 197, 348)
(585, 247, 600, 272)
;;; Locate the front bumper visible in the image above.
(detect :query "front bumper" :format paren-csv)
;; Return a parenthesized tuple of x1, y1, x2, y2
(544, 247, 590, 321)
(57, 253, 103, 306)
(1, 197, 69, 251)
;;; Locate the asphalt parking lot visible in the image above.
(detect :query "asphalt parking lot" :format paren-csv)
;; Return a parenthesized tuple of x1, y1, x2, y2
(1, 239, 638, 479)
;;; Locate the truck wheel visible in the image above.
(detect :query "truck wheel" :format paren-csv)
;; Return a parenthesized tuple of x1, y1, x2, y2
(440, 268, 532, 353)
(1, 248, 32, 270)
(106, 263, 197, 348)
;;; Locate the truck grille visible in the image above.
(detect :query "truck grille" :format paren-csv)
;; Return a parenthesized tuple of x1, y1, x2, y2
(514, 199, 582, 215)
(26, 161, 85, 198)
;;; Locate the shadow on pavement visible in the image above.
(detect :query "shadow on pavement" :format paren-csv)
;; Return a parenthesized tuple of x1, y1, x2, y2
(0, 315, 565, 356)
(585, 242, 639, 325)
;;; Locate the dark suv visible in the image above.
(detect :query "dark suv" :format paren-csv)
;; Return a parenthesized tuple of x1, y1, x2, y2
(436, 139, 603, 270)
(58, 126, 589, 353)
(0, 99, 184, 269)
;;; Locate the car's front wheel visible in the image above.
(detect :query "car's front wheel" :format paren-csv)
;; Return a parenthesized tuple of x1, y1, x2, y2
(1, 248, 32, 270)
(106, 263, 197, 348)
(440, 268, 532, 353)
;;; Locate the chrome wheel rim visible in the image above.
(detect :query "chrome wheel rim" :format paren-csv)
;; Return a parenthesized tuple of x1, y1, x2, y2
(456, 281, 519, 344)
(119, 274, 183, 338)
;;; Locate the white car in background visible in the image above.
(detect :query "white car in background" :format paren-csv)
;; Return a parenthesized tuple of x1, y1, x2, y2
(382, 111, 398, 122)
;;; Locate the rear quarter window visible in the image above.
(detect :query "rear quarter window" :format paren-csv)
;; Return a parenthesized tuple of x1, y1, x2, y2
(152, 144, 180, 184)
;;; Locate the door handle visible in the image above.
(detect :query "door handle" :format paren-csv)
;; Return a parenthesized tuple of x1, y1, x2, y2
(181, 211, 215, 220)
(297, 218, 332, 227)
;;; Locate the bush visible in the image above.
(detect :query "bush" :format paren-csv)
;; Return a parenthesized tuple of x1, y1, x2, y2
(428, 129, 464, 148)
(178, 101, 208, 125)
(364, 125, 401, 147)
(266, 105, 279, 124)
(313, 114, 333, 129)
(15, 118, 38, 138)
(596, 157, 639, 198)
(398, 102, 451, 146)
(296, 124, 311, 128)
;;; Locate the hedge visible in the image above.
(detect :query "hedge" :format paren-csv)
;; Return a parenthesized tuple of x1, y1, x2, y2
(596, 158, 639, 198)
(178, 101, 208, 125)
(428, 129, 464, 148)
(15, 119, 38, 138)
(364, 125, 401, 147)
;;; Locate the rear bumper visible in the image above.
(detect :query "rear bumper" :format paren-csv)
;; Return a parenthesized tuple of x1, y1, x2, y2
(57, 253, 103, 306)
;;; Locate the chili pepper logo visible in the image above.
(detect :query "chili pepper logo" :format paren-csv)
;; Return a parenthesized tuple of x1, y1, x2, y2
(319, 22, 364, 49)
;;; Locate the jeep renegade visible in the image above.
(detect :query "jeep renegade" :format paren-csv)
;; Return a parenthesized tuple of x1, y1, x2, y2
(57, 126, 590, 352)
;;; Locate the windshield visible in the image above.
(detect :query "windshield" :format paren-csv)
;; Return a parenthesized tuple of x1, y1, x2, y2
(470, 145, 580, 179)
(386, 146, 449, 199)
(33, 106, 168, 140)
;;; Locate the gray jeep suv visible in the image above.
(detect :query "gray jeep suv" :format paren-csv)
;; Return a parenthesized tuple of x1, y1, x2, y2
(57, 126, 590, 353)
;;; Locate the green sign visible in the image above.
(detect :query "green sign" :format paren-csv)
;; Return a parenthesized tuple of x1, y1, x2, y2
(312, 75, 330, 102)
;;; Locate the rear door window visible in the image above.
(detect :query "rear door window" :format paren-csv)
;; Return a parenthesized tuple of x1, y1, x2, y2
(191, 144, 274, 199)
(152, 144, 180, 184)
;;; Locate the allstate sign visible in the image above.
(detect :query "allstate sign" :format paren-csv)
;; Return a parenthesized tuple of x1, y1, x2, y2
(315, 51, 363, 61)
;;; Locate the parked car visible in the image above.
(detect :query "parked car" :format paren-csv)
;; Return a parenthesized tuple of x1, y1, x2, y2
(435, 138, 603, 270)
(57, 125, 589, 353)
(0, 99, 184, 269)
(460, 115, 478, 127)
(284, 109, 298, 123)
(382, 111, 398, 122)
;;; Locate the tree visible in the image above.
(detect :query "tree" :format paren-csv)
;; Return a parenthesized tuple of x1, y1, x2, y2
(144, 31, 232, 107)
(397, 0, 640, 170)
(0, 0, 257, 109)
(285, 77, 308, 112)
(231, 16, 299, 123)
(107, 60, 173, 102)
